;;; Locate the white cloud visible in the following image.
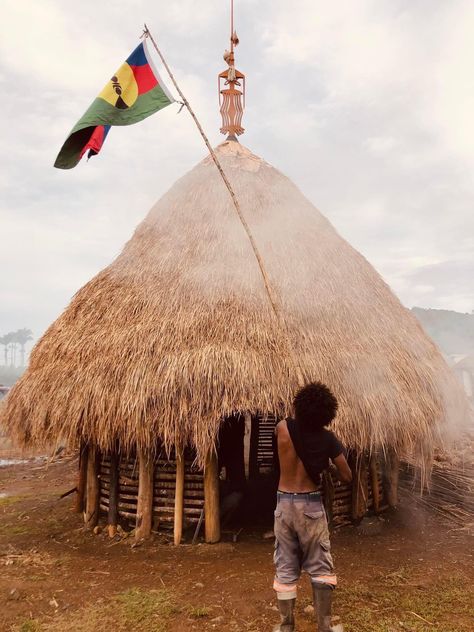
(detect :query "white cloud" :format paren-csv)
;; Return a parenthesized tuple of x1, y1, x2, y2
(363, 136, 400, 154)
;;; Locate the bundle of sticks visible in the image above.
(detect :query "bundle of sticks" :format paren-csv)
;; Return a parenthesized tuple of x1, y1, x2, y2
(401, 432, 474, 526)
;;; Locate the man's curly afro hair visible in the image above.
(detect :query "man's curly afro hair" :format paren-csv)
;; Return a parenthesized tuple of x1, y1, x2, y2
(293, 381, 338, 430)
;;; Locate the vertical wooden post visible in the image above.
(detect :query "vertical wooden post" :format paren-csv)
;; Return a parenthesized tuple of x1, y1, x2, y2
(135, 449, 155, 541)
(107, 450, 120, 537)
(174, 449, 185, 546)
(204, 449, 220, 543)
(75, 443, 88, 514)
(369, 453, 381, 513)
(351, 453, 368, 521)
(249, 416, 260, 481)
(85, 445, 100, 529)
(383, 449, 400, 508)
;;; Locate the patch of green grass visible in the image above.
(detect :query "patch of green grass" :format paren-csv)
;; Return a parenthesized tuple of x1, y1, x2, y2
(0, 494, 25, 507)
(33, 588, 177, 632)
(117, 588, 175, 626)
(16, 620, 42, 632)
(0, 524, 31, 536)
(189, 606, 211, 618)
(336, 574, 474, 632)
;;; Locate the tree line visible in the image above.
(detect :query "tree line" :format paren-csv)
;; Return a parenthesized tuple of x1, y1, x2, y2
(0, 329, 33, 367)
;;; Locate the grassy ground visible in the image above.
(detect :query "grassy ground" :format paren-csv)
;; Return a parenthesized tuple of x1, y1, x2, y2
(12, 576, 474, 632)
(2, 456, 473, 632)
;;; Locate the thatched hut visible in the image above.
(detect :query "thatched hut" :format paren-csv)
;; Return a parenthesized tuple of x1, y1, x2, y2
(2, 27, 469, 544)
(2, 137, 468, 541)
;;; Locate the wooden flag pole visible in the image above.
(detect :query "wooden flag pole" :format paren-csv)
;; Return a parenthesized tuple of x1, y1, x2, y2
(143, 25, 304, 384)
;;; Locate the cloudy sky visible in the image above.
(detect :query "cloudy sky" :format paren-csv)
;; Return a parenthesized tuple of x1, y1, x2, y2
(1, 0, 473, 351)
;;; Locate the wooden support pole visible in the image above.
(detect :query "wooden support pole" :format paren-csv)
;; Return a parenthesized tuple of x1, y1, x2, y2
(135, 449, 155, 541)
(351, 453, 368, 521)
(369, 453, 381, 513)
(84, 445, 100, 529)
(204, 450, 221, 543)
(107, 450, 120, 537)
(75, 443, 88, 513)
(174, 449, 185, 546)
(383, 449, 400, 508)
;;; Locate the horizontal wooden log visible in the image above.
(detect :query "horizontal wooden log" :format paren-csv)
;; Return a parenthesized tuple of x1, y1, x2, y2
(153, 515, 200, 524)
(153, 497, 204, 507)
(153, 506, 203, 515)
(155, 472, 202, 482)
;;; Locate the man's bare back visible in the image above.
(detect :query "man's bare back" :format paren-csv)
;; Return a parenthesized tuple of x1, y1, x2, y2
(276, 419, 352, 492)
(276, 419, 318, 492)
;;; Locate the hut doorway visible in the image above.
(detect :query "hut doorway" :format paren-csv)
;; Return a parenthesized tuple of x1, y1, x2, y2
(217, 413, 278, 531)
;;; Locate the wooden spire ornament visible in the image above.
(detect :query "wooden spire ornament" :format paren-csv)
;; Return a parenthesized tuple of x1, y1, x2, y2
(219, 0, 245, 138)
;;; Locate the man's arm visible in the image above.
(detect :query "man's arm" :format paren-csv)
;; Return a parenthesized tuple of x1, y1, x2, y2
(330, 453, 352, 484)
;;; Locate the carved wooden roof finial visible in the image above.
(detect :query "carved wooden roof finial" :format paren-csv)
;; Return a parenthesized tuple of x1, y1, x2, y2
(219, 0, 245, 139)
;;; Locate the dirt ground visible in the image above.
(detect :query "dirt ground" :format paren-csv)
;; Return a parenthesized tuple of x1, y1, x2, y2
(1, 454, 473, 632)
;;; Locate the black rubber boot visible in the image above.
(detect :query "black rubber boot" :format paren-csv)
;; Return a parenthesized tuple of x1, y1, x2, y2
(273, 597, 296, 632)
(312, 583, 341, 632)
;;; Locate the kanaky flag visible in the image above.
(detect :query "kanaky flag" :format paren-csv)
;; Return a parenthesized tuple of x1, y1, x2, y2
(55, 39, 174, 169)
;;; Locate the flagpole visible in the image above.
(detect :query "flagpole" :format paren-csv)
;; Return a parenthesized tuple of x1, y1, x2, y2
(143, 25, 304, 385)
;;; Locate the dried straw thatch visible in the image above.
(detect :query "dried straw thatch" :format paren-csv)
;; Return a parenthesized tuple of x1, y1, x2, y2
(2, 141, 469, 465)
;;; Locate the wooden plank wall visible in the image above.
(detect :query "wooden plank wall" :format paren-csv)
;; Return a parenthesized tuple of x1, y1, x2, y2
(97, 443, 390, 534)
(99, 451, 205, 528)
(323, 452, 387, 528)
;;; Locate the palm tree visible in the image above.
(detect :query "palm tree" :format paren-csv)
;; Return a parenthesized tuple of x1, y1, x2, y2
(0, 334, 10, 366)
(14, 328, 33, 367)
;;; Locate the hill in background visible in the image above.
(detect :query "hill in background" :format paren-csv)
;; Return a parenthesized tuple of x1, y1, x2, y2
(412, 307, 474, 356)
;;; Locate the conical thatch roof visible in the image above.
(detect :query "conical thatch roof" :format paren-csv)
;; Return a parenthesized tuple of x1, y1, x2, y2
(3, 141, 468, 464)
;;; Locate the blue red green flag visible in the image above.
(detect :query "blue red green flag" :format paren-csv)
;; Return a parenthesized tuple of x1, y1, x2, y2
(54, 39, 175, 169)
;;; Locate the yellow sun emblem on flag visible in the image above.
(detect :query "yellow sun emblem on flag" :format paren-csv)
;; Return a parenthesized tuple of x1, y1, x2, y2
(98, 62, 138, 109)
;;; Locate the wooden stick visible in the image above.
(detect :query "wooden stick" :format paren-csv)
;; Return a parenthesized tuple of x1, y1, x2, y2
(107, 450, 120, 537)
(192, 508, 205, 545)
(174, 449, 185, 545)
(351, 453, 368, 520)
(85, 445, 100, 529)
(60, 486, 77, 500)
(369, 453, 381, 513)
(204, 449, 220, 543)
(75, 443, 88, 513)
(135, 449, 155, 541)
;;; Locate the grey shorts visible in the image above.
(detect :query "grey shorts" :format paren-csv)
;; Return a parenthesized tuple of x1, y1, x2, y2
(273, 491, 337, 597)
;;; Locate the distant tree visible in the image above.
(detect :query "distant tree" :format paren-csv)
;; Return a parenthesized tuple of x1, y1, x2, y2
(8, 334, 17, 367)
(14, 328, 33, 367)
(0, 334, 10, 366)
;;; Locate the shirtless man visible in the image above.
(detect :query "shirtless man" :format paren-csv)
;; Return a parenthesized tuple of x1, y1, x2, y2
(273, 382, 352, 632)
